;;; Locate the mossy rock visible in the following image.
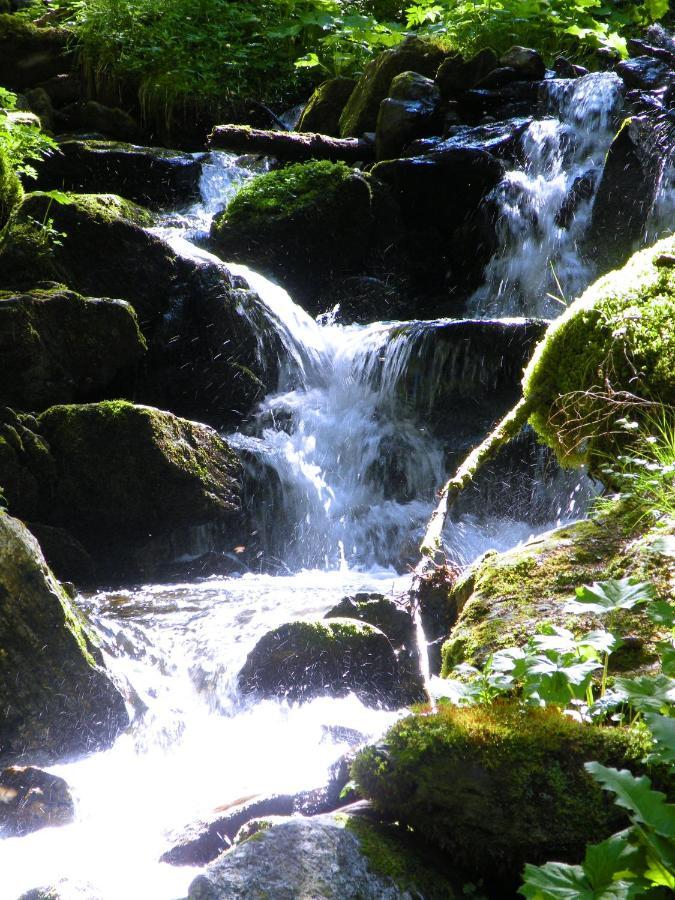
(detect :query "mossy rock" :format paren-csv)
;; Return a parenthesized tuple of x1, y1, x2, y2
(211, 160, 401, 316)
(0, 512, 128, 762)
(339, 35, 445, 138)
(0, 407, 55, 523)
(0, 192, 175, 333)
(298, 77, 357, 137)
(0, 284, 146, 411)
(440, 504, 674, 674)
(0, 14, 71, 90)
(352, 702, 654, 885)
(237, 618, 425, 709)
(0, 148, 22, 232)
(522, 236, 675, 469)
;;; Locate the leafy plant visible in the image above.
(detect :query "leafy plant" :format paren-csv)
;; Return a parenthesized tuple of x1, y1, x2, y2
(0, 88, 56, 179)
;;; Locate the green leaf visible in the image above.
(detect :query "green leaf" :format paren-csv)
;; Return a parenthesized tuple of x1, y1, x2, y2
(564, 579, 655, 615)
(613, 674, 675, 714)
(519, 861, 594, 899)
(647, 601, 675, 628)
(657, 641, 675, 676)
(644, 713, 675, 764)
(586, 764, 675, 839)
(294, 52, 322, 69)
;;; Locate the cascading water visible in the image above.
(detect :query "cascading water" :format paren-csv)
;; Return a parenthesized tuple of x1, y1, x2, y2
(1, 150, 591, 899)
(469, 72, 624, 318)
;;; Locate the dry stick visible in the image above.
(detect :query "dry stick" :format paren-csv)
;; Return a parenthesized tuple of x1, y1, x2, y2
(208, 125, 374, 163)
(418, 397, 534, 566)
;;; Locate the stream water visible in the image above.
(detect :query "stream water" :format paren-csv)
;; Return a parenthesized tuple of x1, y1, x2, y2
(0, 77, 631, 897)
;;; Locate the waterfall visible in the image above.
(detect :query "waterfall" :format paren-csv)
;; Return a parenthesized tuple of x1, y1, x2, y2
(469, 72, 624, 318)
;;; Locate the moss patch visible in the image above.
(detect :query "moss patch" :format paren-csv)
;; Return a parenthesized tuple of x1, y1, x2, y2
(0, 147, 22, 231)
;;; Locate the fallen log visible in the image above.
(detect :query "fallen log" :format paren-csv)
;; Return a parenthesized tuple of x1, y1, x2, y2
(208, 124, 374, 163)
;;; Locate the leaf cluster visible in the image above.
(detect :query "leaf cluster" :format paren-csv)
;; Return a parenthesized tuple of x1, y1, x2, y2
(0, 88, 56, 179)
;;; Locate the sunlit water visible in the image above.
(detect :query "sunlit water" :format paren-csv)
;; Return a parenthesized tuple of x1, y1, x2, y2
(2, 151, 591, 899)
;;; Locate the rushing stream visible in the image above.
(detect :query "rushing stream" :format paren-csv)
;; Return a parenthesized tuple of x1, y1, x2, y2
(0, 92, 618, 895)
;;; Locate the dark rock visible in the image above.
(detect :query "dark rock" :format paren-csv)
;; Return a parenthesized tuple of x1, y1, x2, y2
(645, 23, 675, 55)
(56, 101, 141, 142)
(616, 56, 674, 91)
(474, 66, 519, 90)
(317, 275, 406, 324)
(0, 285, 146, 412)
(0, 15, 71, 90)
(409, 563, 462, 674)
(339, 36, 445, 137)
(34, 140, 201, 209)
(187, 807, 461, 899)
(298, 78, 357, 137)
(237, 618, 425, 708)
(326, 594, 415, 649)
(435, 48, 498, 97)
(23, 86, 55, 131)
(555, 170, 597, 229)
(35, 73, 84, 108)
(25, 522, 95, 585)
(460, 80, 543, 118)
(627, 37, 675, 67)
(0, 765, 74, 836)
(499, 46, 546, 81)
(0, 407, 55, 522)
(588, 116, 661, 273)
(0, 512, 129, 762)
(376, 71, 441, 160)
(436, 117, 532, 159)
(553, 56, 588, 78)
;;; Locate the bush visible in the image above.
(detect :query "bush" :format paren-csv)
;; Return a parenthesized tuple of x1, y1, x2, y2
(0, 147, 22, 231)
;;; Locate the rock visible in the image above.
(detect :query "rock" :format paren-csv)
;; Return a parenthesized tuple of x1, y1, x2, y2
(435, 48, 498, 97)
(298, 77, 357, 136)
(23, 86, 55, 131)
(555, 169, 597, 228)
(0, 402, 246, 584)
(56, 101, 141, 142)
(553, 56, 588, 78)
(0, 285, 146, 412)
(0, 512, 129, 761)
(0, 146, 22, 231)
(188, 807, 460, 899)
(326, 594, 415, 649)
(435, 117, 532, 158)
(0, 765, 74, 836)
(627, 37, 675, 66)
(18, 882, 102, 900)
(339, 36, 445, 137)
(616, 55, 674, 90)
(0, 407, 55, 522)
(440, 508, 674, 674)
(35, 73, 84, 108)
(352, 703, 655, 886)
(375, 71, 441, 161)
(210, 160, 403, 316)
(34, 140, 201, 209)
(237, 618, 425, 708)
(372, 147, 504, 295)
(25, 522, 95, 585)
(498, 46, 546, 81)
(316, 275, 406, 324)
(473, 66, 519, 90)
(409, 563, 461, 675)
(0, 15, 71, 90)
(0, 193, 176, 334)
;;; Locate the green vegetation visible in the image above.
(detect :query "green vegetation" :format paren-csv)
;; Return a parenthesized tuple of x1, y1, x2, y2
(0, 88, 56, 180)
(0, 147, 22, 231)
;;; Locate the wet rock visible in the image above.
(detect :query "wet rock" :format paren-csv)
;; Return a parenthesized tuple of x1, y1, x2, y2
(211, 161, 403, 317)
(615, 56, 674, 90)
(376, 71, 441, 161)
(317, 275, 406, 324)
(0, 285, 146, 412)
(56, 101, 141, 142)
(339, 36, 445, 137)
(34, 140, 201, 209)
(0, 766, 74, 836)
(435, 117, 532, 159)
(553, 56, 588, 78)
(298, 77, 357, 136)
(473, 67, 519, 90)
(435, 48, 498, 97)
(0, 512, 129, 762)
(0, 15, 71, 90)
(0, 192, 176, 334)
(460, 80, 543, 118)
(238, 618, 425, 708)
(25, 522, 95, 585)
(588, 116, 660, 274)
(0, 407, 55, 522)
(627, 37, 675, 66)
(188, 806, 460, 899)
(555, 169, 597, 229)
(409, 563, 462, 675)
(499, 46, 546, 81)
(326, 594, 415, 649)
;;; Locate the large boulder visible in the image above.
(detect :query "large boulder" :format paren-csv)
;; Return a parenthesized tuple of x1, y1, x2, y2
(435, 49, 498, 97)
(0, 402, 246, 583)
(0, 285, 146, 412)
(298, 78, 357, 136)
(375, 71, 442, 161)
(440, 505, 674, 673)
(352, 703, 653, 886)
(33, 140, 201, 209)
(0, 765, 74, 836)
(0, 15, 71, 90)
(237, 618, 425, 708)
(339, 36, 445, 137)
(210, 161, 402, 316)
(188, 807, 460, 899)
(0, 512, 129, 761)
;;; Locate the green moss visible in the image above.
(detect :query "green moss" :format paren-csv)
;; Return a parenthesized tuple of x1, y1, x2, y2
(0, 146, 22, 231)
(440, 503, 674, 674)
(522, 237, 675, 468)
(60, 192, 155, 228)
(215, 161, 357, 232)
(352, 702, 654, 883)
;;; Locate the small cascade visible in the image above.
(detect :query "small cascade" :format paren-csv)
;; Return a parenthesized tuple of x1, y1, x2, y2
(469, 72, 624, 318)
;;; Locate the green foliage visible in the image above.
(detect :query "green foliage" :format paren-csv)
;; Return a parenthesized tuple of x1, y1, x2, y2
(0, 88, 56, 179)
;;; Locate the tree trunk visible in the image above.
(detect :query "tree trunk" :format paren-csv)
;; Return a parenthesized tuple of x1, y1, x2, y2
(208, 125, 374, 163)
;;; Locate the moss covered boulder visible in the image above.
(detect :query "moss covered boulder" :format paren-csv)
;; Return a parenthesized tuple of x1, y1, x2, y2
(0, 285, 146, 411)
(0, 408, 55, 522)
(210, 160, 401, 316)
(440, 506, 674, 673)
(339, 35, 445, 138)
(237, 618, 425, 709)
(353, 703, 652, 885)
(0, 15, 71, 90)
(298, 77, 357, 137)
(0, 512, 129, 762)
(522, 236, 675, 469)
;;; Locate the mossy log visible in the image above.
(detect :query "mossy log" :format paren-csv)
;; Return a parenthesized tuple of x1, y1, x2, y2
(208, 125, 374, 163)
